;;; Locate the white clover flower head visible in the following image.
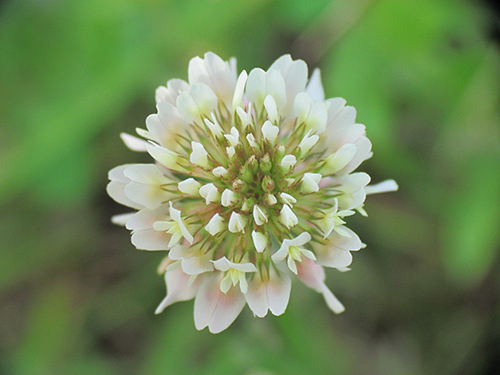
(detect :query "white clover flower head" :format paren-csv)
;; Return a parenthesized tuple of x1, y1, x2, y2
(107, 52, 398, 334)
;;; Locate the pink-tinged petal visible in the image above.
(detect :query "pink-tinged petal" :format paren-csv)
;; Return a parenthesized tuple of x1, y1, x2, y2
(266, 268, 291, 316)
(155, 267, 202, 314)
(208, 290, 246, 334)
(297, 257, 345, 314)
(194, 275, 224, 331)
(297, 256, 325, 292)
(320, 284, 345, 314)
(245, 269, 291, 317)
(245, 275, 269, 317)
(194, 275, 246, 333)
(181, 253, 214, 275)
(131, 228, 170, 251)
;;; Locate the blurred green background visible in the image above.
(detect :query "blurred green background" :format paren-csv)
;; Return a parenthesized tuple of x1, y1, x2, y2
(1, 0, 499, 374)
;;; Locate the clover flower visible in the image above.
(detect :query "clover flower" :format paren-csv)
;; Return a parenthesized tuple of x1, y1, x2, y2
(107, 52, 398, 333)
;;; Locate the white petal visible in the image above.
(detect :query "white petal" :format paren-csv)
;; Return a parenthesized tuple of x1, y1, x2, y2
(271, 244, 289, 264)
(245, 68, 266, 109)
(131, 228, 170, 250)
(265, 69, 287, 110)
(124, 181, 171, 210)
(232, 70, 248, 111)
(298, 131, 319, 155)
(246, 133, 258, 148)
(213, 257, 257, 273)
(126, 206, 168, 231)
(221, 189, 237, 207)
(294, 92, 327, 133)
(199, 183, 220, 204)
(111, 212, 134, 226)
(177, 82, 218, 123)
(188, 52, 236, 106)
(251, 230, 267, 253)
(365, 179, 399, 195)
(226, 146, 235, 157)
(337, 172, 371, 193)
(228, 212, 247, 233)
(204, 116, 223, 138)
(167, 244, 187, 260)
(280, 155, 297, 171)
(212, 256, 232, 272)
(168, 202, 194, 244)
(301, 172, 322, 193)
(108, 164, 134, 183)
(212, 166, 228, 177)
(205, 213, 225, 236)
(178, 178, 202, 196)
(120, 133, 147, 152)
(107, 180, 143, 210)
(155, 79, 190, 105)
(124, 164, 169, 185)
(332, 105, 357, 128)
(287, 231, 312, 247)
(279, 192, 297, 206)
(294, 92, 311, 124)
(253, 205, 268, 226)
(306, 68, 325, 101)
(146, 142, 180, 171)
(279, 204, 298, 229)
(317, 247, 353, 269)
(224, 127, 239, 147)
(264, 193, 278, 206)
(322, 144, 357, 175)
(264, 95, 279, 123)
(269, 54, 307, 113)
(153, 103, 187, 150)
(261, 121, 279, 143)
(287, 256, 298, 274)
(301, 249, 317, 260)
(190, 141, 209, 168)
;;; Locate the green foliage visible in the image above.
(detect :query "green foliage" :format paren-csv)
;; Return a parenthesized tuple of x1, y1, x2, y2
(1, 0, 499, 374)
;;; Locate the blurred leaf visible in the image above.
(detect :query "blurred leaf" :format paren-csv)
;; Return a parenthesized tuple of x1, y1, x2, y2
(11, 280, 77, 375)
(443, 156, 500, 283)
(140, 303, 208, 375)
